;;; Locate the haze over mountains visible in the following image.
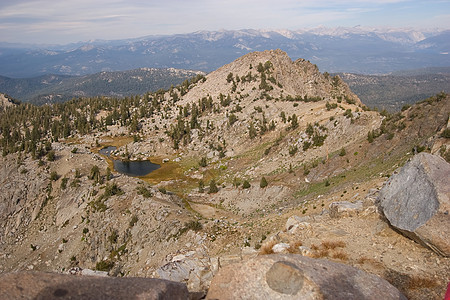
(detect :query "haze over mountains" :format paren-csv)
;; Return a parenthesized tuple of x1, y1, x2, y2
(337, 67, 450, 111)
(1, 27, 449, 78)
(0, 68, 204, 105)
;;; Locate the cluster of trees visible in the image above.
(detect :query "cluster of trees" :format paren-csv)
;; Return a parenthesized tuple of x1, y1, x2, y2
(200, 176, 268, 194)
(0, 90, 169, 157)
(0, 71, 212, 157)
(302, 122, 328, 151)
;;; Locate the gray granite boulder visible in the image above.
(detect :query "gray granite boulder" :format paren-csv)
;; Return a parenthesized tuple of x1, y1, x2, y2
(0, 271, 189, 300)
(378, 153, 450, 256)
(206, 254, 406, 300)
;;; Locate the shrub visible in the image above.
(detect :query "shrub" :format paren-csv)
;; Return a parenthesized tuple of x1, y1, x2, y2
(70, 179, 81, 188)
(106, 167, 112, 181)
(208, 179, 218, 194)
(289, 145, 298, 156)
(228, 113, 238, 126)
(232, 177, 241, 188)
(302, 141, 311, 151)
(129, 215, 138, 227)
(137, 185, 153, 198)
(103, 183, 123, 198)
(197, 180, 204, 193)
(242, 180, 251, 189)
(89, 199, 107, 212)
(367, 131, 374, 143)
(312, 133, 327, 147)
(248, 122, 257, 139)
(89, 165, 101, 183)
(47, 150, 56, 161)
(50, 171, 59, 181)
(60, 177, 69, 190)
(259, 240, 276, 255)
(339, 148, 346, 156)
(260, 177, 268, 188)
(331, 250, 348, 261)
(95, 260, 115, 272)
(184, 220, 203, 232)
(199, 156, 207, 167)
(108, 231, 118, 244)
(321, 240, 346, 249)
(343, 109, 353, 119)
(287, 241, 303, 254)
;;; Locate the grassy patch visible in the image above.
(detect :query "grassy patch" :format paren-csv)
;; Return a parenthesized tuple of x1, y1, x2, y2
(141, 156, 188, 184)
(294, 154, 411, 200)
(259, 240, 277, 255)
(95, 260, 115, 272)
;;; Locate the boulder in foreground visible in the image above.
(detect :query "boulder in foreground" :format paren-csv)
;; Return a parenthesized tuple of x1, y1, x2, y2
(0, 271, 189, 300)
(378, 152, 450, 256)
(206, 254, 406, 300)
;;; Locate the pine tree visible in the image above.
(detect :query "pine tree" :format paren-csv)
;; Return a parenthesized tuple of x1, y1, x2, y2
(260, 177, 268, 188)
(242, 180, 251, 189)
(89, 165, 101, 184)
(198, 180, 204, 193)
(208, 179, 218, 194)
(249, 122, 257, 139)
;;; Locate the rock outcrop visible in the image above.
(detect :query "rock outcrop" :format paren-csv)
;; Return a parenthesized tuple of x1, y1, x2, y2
(0, 93, 15, 110)
(329, 201, 363, 218)
(181, 49, 362, 107)
(0, 271, 189, 300)
(206, 254, 406, 300)
(378, 152, 450, 256)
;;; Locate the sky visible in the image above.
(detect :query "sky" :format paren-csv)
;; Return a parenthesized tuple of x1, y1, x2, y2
(0, 0, 449, 45)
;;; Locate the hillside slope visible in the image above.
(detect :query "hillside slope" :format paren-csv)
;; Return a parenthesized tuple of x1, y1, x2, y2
(0, 50, 449, 299)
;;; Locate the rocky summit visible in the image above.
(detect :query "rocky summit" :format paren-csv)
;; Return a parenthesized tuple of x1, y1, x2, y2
(0, 50, 449, 299)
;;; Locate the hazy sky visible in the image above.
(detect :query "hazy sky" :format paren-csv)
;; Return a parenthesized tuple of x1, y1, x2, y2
(0, 0, 449, 44)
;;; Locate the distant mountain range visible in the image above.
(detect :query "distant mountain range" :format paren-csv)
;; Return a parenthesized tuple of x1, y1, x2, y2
(1, 28, 449, 78)
(0, 68, 204, 105)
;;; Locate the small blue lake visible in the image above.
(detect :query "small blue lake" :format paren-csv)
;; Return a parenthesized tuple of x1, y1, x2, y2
(99, 146, 160, 177)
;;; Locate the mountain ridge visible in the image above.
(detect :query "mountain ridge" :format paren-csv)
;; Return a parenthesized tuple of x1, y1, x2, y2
(1, 28, 449, 77)
(0, 68, 204, 104)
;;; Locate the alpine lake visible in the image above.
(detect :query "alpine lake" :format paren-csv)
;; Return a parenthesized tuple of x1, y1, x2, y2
(99, 146, 160, 177)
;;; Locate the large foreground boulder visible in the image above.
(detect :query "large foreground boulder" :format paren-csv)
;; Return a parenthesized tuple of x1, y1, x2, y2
(378, 153, 450, 256)
(206, 254, 406, 300)
(0, 271, 189, 300)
